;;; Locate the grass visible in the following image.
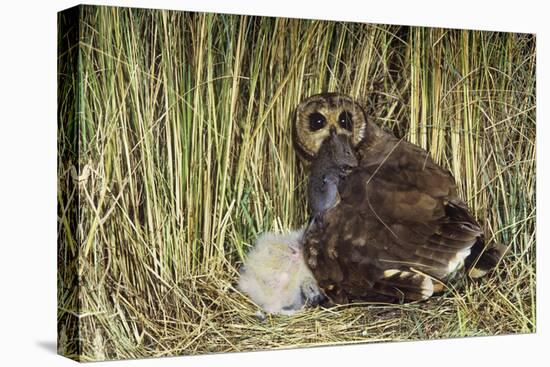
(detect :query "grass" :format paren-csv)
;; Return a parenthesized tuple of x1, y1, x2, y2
(57, 5, 536, 362)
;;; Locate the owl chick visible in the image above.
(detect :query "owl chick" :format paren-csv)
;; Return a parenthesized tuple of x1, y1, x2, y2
(308, 128, 358, 219)
(237, 229, 324, 315)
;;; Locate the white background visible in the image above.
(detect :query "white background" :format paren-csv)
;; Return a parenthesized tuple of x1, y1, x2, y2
(0, 0, 547, 365)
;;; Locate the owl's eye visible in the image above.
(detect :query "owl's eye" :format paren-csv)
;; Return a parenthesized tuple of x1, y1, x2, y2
(308, 112, 326, 131)
(338, 111, 353, 131)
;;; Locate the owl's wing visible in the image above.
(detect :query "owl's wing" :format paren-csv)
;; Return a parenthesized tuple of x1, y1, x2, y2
(303, 139, 484, 304)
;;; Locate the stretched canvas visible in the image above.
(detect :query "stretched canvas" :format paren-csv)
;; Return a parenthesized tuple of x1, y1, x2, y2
(57, 4, 536, 362)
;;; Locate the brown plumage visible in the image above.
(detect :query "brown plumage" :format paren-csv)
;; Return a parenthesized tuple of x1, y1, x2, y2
(294, 93, 506, 304)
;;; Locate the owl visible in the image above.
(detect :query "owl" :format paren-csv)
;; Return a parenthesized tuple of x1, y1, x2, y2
(237, 229, 325, 315)
(294, 93, 506, 304)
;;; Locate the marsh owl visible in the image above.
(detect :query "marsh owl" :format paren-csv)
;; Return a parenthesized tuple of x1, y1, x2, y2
(237, 228, 325, 315)
(294, 93, 506, 304)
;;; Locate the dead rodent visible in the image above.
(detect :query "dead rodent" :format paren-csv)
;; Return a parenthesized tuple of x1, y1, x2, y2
(308, 129, 358, 218)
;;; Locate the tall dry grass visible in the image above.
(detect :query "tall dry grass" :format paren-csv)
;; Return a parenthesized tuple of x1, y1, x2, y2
(57, 5, 535, 361)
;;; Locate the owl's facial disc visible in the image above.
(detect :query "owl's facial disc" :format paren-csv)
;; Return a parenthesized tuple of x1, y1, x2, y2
(294, 93, 367, 161)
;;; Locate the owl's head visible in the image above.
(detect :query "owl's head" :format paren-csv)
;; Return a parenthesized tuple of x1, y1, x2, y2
(293, 93, 367, 162)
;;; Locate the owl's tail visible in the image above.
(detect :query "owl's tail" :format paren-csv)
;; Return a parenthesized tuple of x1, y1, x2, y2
(465, 238, 507, 278)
